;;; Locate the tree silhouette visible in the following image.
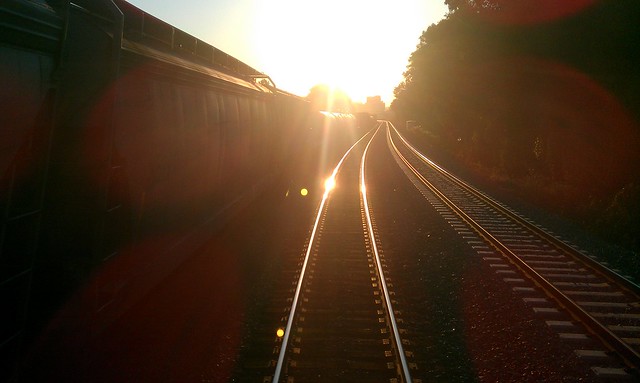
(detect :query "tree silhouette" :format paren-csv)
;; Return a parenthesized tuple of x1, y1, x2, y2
(392, 0, 640, 250)
(306, 84, 353, 113)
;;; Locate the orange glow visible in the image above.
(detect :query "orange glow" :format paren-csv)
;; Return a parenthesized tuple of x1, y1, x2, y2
(276, 328, 285, 338)
(324, 176, 336, 192)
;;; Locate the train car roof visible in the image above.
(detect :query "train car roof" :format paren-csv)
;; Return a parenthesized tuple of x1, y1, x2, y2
(113, 0, 275, 94)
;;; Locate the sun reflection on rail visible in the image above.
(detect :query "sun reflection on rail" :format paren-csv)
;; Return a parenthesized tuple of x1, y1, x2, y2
(324, 176, 336, 192)
(272, 131, 372, 383)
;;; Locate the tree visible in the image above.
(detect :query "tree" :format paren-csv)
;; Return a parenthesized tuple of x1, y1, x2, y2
(306, 84, 353, 113)
(392, 0, 640, 251)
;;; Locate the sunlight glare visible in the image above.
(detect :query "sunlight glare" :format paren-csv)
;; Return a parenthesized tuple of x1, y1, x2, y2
(324, 176, 336, 192)
(252, 0, 448, 104)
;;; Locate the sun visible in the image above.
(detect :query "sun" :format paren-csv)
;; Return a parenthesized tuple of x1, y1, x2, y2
(250, 1, 448, 104)
(251, 3, 369, 100)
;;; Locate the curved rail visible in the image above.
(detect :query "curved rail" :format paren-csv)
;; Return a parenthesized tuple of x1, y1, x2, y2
(392, 125, 640, 295)
(385, 122, 640, 370)
(361, 126, 413, 383)
(271, 131, 372, 383)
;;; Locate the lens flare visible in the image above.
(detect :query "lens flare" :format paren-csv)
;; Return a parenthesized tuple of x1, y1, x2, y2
(300, 188, 308, 197)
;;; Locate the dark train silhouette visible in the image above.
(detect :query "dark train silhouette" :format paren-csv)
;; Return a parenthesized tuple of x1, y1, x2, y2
(0, 1, 350, 379)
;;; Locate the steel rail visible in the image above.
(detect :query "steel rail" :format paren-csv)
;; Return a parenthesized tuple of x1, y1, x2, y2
(271, 130, 374, 383)
(361, 124, 413, 383)
(385, 123, 640, 370)
(390, 124, 640, 296)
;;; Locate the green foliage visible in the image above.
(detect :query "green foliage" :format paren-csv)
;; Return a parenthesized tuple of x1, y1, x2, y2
(393, 0, 640, 250)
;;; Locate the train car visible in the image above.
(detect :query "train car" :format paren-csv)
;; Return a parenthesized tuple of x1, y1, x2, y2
(0, 0, 309, 379)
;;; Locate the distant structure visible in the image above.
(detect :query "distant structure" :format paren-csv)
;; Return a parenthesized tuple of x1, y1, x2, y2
(353, 95, 386, 116)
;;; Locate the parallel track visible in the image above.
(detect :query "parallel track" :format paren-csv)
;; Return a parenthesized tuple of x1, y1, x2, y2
(386, 122, 640, 377)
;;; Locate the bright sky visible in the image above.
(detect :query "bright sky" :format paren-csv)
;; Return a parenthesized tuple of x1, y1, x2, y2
(126, 0, 448, 105)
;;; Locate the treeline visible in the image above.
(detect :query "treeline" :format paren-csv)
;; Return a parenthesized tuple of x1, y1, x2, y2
(392, 0, 640, 250)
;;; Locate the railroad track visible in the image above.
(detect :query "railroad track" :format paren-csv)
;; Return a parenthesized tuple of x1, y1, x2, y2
(270, 127, 415, 383)
(386, 122, 640, 379)
(236, 121, 638, 382)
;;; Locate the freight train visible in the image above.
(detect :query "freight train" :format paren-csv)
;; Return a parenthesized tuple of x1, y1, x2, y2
(0, 1, 323, 379)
